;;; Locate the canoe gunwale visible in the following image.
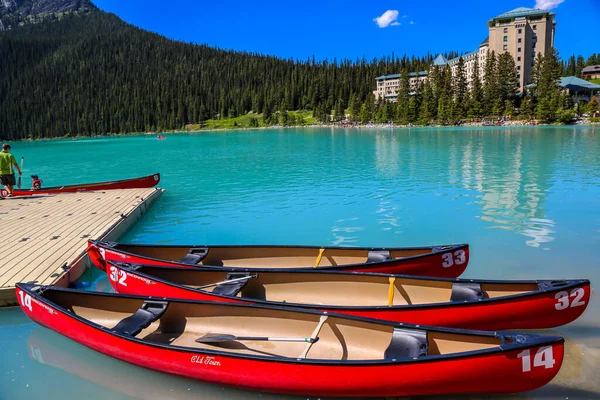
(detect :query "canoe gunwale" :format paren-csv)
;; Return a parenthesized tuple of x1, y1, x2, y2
(13, 173, 160, 194)
(16, 282, 564, 367)
(90, 240, 469, 270)
(110, 261, 590, 312)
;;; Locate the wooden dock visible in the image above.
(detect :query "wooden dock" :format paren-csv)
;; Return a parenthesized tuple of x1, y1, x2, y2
(0, 188, 163, 307)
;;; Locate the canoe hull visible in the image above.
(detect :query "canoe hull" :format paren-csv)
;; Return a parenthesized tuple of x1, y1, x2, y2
(12, 173, 160, 196)
(107, 263, 590, 331)
(16, 285, 564, 397)
(87, 241, 470, 278)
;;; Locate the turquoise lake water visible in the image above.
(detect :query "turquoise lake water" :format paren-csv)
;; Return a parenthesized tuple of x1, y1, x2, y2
(1, 126, 599, 399)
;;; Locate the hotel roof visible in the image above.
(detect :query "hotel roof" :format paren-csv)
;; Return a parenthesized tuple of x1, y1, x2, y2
(582, 65, 600, 74)
(559, 76, 600, 90)
(376, 71, 428, 80)
(489, 7, 554, 22)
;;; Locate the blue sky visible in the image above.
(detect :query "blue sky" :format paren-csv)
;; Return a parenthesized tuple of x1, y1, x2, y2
(93, 0, 599, 61)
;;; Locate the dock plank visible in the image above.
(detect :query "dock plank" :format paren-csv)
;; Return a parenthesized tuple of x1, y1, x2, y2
(0, 188, 163, 306)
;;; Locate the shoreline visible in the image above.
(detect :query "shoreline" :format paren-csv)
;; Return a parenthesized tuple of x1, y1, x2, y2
(11, 119, 599, 142)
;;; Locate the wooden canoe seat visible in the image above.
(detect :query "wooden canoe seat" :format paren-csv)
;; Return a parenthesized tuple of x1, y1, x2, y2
(450, 282, 487, 302)
(179, 248, 209, 264)
(384, 328, 428, 359)
(112, 300, 168, 336)
(212, 273, 252, 297)
(367, 250, 391, 263)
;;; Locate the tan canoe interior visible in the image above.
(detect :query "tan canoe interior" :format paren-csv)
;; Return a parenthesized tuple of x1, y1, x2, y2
(44, 290, 502, 361)
(119, 245, 434, 268)
(139, 268, 540, 307)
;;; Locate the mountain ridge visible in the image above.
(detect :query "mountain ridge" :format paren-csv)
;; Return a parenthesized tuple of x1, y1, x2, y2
(0, 0, 96, 30)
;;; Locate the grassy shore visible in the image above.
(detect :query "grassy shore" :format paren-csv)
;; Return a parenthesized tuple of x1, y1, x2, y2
(185, 110, 317, 131)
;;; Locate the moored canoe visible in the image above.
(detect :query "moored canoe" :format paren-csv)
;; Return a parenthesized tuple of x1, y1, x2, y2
(11, 173, 160, 196)
(87, 240, 470, 278)
(16, 283, 563, 397)
(106, 261, 590, 331)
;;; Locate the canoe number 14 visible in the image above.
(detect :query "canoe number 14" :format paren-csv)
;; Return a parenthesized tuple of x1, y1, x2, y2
(517, 346, 555, 372)
(109, 266, 128, 286)
(554, 288, 585, 310)
(18, 290, 32, 312)
(441, 250, 466, 268)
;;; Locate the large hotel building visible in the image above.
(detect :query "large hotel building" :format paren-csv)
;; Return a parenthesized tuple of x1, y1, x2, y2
(374, 7, 556, 102)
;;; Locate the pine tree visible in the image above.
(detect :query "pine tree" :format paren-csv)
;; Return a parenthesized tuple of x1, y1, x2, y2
(452, 57, 468, 120)
(536, 48, 563, 122)
(496, 52, 520, 107)
(469, 58, 484, 118)
(483, 51, 498, 116)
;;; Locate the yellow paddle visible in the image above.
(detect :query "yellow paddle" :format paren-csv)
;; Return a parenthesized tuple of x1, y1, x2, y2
(314, 248, 325, 267)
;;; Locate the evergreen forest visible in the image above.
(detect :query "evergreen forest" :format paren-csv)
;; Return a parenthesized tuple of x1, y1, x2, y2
(0, 9, 599, 140)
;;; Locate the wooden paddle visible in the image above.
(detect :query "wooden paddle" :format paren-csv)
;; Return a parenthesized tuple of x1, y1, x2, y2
(196, 334, 319, 344)
(17, 157, 23, 189)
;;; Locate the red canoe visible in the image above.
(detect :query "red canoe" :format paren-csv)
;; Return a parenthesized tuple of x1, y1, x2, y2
(16, 283, 564, 397)
(106, 261, 591, 331)
(11, 173, 160, 196)
(87, 240, 470, 278)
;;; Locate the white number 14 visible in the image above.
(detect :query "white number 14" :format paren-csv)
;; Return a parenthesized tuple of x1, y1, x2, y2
(517, 346, 555, 372)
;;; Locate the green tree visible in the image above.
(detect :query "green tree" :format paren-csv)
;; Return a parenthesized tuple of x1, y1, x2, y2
(536, 48, 563, 122)
(452, 57, 468, 120)
(496, 52, 520, 107)
(483, 51, 498, 116)
(469, 58, 484, 118)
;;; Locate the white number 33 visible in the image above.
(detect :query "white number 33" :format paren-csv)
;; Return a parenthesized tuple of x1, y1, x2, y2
(442, 250, 466, 268)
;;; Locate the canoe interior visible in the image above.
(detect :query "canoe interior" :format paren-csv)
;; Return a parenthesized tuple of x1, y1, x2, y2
(140, 267, 541, 307)
(44, 290, 501, 361)
(119, 245, 434, 268)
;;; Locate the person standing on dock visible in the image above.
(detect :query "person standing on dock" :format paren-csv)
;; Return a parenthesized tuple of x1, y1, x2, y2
(0, 144, 22, 198)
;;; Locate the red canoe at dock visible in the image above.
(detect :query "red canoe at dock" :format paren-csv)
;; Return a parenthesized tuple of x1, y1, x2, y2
(106, 261, 590, 331)
(87, 240, 470, 278)
(11, 173, 160, 196)
(16, 283, 564, 397)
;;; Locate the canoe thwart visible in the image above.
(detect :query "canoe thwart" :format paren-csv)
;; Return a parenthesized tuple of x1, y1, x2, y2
(300, 314, 328, 358)
(450, 282, 487, 302)
(112, 300, 168, 336)
(384, 328, 428, 359)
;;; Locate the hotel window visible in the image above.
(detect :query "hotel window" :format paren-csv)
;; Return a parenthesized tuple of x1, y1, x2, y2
(504, 27, 508, 33)
(517, 56, 521, 61)
(518, 47, 522, 52)
(517, 66, 521, 70)
(503, 45, 508, 51)
(517, 74, 521, 79)
(503, 36, 508, 42)
(533, 25, 537, 30)
(518, 38, 522, 43)
(518, 28, 522, 34)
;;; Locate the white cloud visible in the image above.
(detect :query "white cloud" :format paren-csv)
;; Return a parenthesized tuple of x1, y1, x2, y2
(535, 0, 565, 10)
(401, 15, 408, 18)
(391, 22, 401, 26)
(374, 10, 399, 28)
(410, 20, 415, 24)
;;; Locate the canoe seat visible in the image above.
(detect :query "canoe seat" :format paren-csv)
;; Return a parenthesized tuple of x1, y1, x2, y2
(112, 300, 168, 336)
(450, 282, 486, 302)
(179, 247, 209, 264)
(384, 328, 428, 359)
(212, 273, 252, 297)
(367, 250, 391, 263)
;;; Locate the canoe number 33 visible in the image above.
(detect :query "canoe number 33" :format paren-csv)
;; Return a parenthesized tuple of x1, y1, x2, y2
(109, 266, 128, 286)
(554, 288, 585, 310)
(441, 250, 466, 268)
(517, 346, 555, 372)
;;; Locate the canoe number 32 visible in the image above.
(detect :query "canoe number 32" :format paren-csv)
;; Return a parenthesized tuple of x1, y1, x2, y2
(554, 288, 585, 310)
(441, 250, 466, 268)
(517, 346, 555, 372)
(109, 266, 128, 286)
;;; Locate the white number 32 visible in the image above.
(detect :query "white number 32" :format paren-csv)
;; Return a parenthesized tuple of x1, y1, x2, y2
(109, 266, 127, 286)
(555, 288, 585, 310)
